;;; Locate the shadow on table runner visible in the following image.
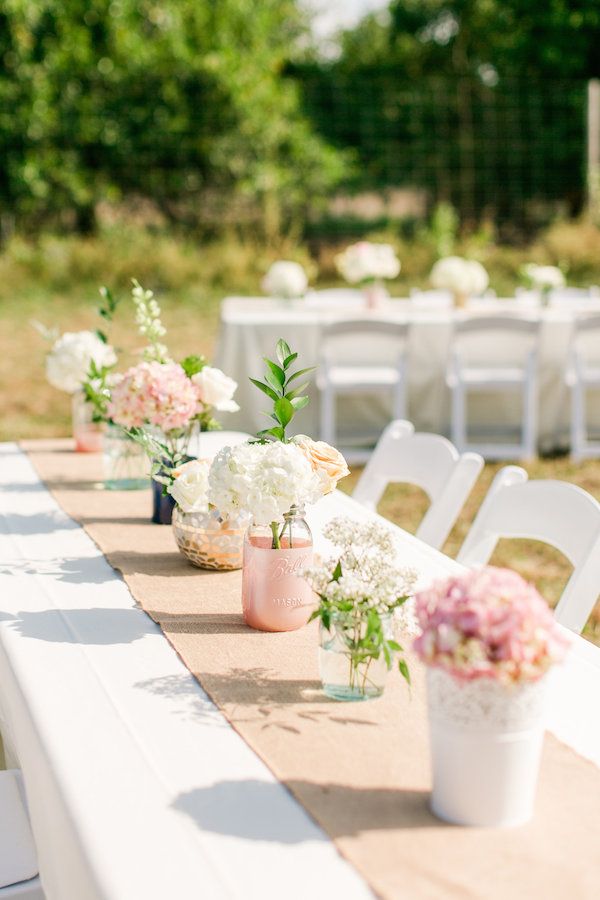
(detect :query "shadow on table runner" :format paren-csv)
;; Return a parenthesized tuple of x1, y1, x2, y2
(23, 440, 600, 900)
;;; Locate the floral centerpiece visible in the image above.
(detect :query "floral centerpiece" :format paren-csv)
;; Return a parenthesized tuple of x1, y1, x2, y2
(39, 309, 118, 453)
(262, 261, 308, 300)
(150, 456, 248, 571)
(304, 517, 417, 701)
(84, 279, 239, 518)
(429, 256, 489, 307)
(414, 566, 569, 827)
(208, 338, 349, 631)
(521, 264, 565, 304)
(335, 241, 400, 309)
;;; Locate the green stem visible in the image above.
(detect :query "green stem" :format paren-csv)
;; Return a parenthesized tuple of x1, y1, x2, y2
(270, 521, 281, 550)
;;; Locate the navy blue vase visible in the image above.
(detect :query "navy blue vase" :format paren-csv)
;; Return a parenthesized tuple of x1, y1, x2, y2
(151, 453, 196, 525)
(151, 479, 177, 525)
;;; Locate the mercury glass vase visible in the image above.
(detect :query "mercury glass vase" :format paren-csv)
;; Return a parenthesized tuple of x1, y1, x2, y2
(241, 506, 315, 632)
(319, 611, 391, 701)
(72, 390, 104, 453)
(102, 424, 149, 490)
(172, 507, 247, 570)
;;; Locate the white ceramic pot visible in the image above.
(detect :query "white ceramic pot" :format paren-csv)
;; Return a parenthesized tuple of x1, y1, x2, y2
(427, 668, 547, 827)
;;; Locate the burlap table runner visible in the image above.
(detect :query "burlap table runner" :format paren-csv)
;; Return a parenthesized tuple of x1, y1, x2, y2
(22, 440, 600, 899)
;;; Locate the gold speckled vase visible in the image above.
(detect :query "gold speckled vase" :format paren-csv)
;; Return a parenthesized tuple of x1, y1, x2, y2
(172, 507, 247, 570)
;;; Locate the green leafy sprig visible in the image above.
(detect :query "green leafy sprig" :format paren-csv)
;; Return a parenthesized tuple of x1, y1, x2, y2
(250, 338, 314, 442)
(95, 285, 121, 344)
(126, 426, 186, 490)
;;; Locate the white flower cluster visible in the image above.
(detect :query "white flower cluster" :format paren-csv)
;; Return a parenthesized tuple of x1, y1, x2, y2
(192, 366, 239, 413)
(168, 458, 211, 514)
(335, 241, 401, 284)
(304, 517, 418, 632)
(262, 261, 308, 299)
(523, 264, 565, 291)
(208, 441, 322, 525)
(132, 279, 169, 363)
(430, 256, 489, 296)
(46, 330, 117, 394)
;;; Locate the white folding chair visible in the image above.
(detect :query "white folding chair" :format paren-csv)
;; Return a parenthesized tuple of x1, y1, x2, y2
(446, 316, 540, 460)
(353, 420, 484, 549)
(0, 771, 44, 899)
(457, 466, 600, 634)
(317, 320, 409, 463)
(568, 315, 600, 461)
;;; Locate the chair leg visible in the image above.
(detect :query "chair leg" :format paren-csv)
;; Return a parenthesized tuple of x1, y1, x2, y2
(392, 379, 406, 421)
(522, 376, 537, 460)
(571, 381, 585, 462)
(451, 383, 466, 451)
(320, 385, 336, 445)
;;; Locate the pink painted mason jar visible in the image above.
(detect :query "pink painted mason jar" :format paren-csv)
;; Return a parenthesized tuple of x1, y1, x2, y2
(242, 506, 315, 632)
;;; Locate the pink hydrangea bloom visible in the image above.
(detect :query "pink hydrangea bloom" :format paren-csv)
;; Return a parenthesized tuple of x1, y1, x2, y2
(108, 361, 198, 433)
(413, 566, 569, 684)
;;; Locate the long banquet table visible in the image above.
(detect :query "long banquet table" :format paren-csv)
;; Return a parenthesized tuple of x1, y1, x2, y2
(215, 295, 600, 452)
(1, 440, 600, 899)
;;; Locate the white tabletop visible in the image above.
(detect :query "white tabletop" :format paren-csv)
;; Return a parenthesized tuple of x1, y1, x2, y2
(0, 442, 599, 900)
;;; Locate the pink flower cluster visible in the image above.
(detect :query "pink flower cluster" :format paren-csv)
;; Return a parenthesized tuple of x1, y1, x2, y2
(108, 361, 198, 432)
(413, 567, 569, 684)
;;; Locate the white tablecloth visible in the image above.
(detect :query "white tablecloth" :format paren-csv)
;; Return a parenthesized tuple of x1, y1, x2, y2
(215, 296, 600, 451)
(1, 442, 599, 900)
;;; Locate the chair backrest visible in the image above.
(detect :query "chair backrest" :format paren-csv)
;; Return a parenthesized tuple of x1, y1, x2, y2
(457, 465, 600, 633)
(451, 316, 540, 369)
(353, 420, 484, 549)
(571, 314, 600, 370)
(320, 320, 409, 369)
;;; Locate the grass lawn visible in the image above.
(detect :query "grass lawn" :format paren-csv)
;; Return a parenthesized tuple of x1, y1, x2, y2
(1, 233, 599, 645)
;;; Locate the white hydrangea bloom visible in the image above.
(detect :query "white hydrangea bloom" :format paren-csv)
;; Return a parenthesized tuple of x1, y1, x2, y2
(523, 264, 565, 291)
(430, 256, 489, 296)
(335, 241, 401, 284)
(46, 331, 117, 394)
(208, 441, 322, 525)
(262, 261, 308, 299)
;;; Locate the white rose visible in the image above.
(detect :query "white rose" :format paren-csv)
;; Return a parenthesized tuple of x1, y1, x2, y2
(335, 241, 401, 284)
(430, 256, 489, 296)
(192, 366, 239, 413)
(168, 458, 211, 514)
(524, 264, 565, 291)
(262, 261, 308, 299)
(46, 331, 117, 394)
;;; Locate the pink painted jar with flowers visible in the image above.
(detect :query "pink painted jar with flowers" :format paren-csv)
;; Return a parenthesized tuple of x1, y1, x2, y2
(414, 567, 569, 827)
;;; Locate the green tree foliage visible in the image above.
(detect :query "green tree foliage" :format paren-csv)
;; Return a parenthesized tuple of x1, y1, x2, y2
(294, 1, 600, 230)
(0, 0, 346, 237)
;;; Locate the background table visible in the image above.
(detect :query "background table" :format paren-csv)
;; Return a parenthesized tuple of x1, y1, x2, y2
(1, 442, 599, 899)
(215, 296, 600, 452)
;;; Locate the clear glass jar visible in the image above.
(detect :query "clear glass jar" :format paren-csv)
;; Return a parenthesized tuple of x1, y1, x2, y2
(319, 610, 392, 701)
(241, 506, 315, 632)
(72, 390, 104, 453)
(172, 507, 247, 570)
(102, 424, 149, 490)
